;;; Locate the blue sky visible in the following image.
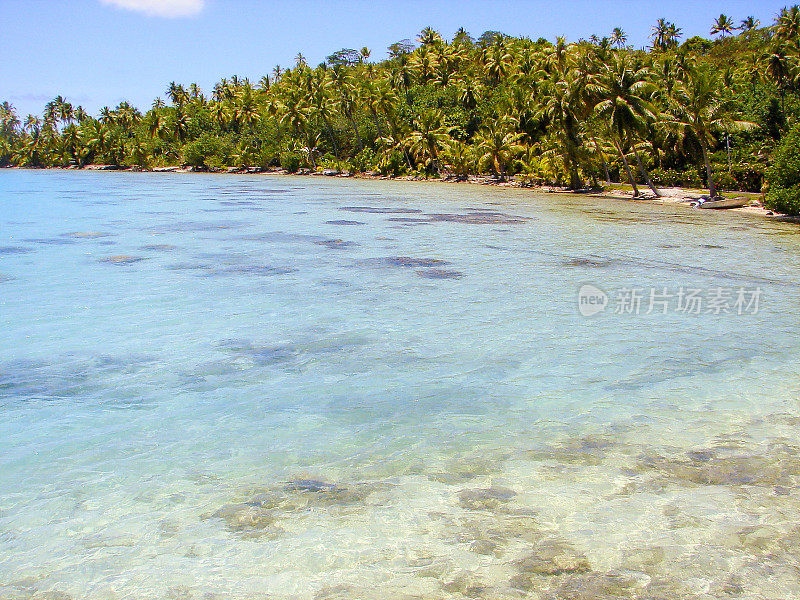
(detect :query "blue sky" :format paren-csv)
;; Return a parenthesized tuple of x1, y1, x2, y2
(0, 0, 790, 119)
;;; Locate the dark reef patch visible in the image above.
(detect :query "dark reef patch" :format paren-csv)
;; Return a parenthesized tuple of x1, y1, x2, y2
(340, 206, 423, 214)
(0, 246, 32, 255)
(236, 231, 326, 243)
(415, 269, 465, 279)
(158, 220, 247, 232)
(314, 239, 359, 250)
(384, 256, 451, 268)
(562, 257, 615, 268)
(325, 220, 365, 226)
(23, 238, 77, 245)
(62, 232, 115, 239)
(210, 265, 299, 276)
(426, 212, 527, 224)
(138, 244, 179, 252)
(98, 255, 147, 265)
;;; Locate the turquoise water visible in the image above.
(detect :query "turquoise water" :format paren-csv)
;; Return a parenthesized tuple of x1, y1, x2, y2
(1, 170, 799, 600)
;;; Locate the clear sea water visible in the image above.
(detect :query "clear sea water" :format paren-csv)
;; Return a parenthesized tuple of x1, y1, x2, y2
(1, 170, 799, 600)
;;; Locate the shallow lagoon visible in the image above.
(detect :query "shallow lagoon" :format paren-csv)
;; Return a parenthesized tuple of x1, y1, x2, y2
(1, 170, 799, 599)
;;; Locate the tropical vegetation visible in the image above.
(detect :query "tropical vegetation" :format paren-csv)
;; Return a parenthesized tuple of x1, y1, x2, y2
(2, 9, 800, 213)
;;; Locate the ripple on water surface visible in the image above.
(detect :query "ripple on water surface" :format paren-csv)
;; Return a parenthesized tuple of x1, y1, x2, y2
(0, 171, 799, 600)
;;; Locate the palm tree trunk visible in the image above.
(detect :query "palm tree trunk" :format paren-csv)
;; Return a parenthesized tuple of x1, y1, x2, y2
(614, 141, 639, 197)
(371, 113, 385, 139)
(343, 105, 363, 153)
(701, 142, 717, 198)
(632, 146, 660, 196)
(322, 116, 340, 161)
(388, 120, 412, 169)
(593, 137, 612, 184)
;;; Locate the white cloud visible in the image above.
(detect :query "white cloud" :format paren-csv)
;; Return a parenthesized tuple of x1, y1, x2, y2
(99, 0, 205, 18)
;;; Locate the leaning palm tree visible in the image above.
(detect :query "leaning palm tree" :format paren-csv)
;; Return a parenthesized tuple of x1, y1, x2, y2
(667, 66, 757, 198)
(590, 54, 662, 197)
(538, 67, 587, 191)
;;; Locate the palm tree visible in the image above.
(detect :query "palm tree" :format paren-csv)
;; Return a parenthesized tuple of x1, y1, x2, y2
(762, 44, 795, 112)
(166, 82, 187, 106)
(403, 110, 449, 173)
(418, 27, 442, 47)
(328, 67, 363, 153)
(710, 14, 735, 37)
(539, 75, 586, 190)
(483, 42, 513, 84)
(440, 138, 475, 180)
(591, 54, 661, 196)
(739, 16, 760, 32)
(774, 5, 800, 41)
(611, 28, 627, 49)
(474, 121, 525, 179)
(667, 66, 757, 197)
(651, 19, 682, 51)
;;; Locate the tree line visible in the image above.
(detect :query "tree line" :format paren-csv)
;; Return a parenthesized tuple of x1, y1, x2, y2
(2, 9, 800, 213)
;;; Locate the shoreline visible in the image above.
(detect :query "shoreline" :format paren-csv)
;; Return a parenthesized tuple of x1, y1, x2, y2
(4, 164, 795, 223)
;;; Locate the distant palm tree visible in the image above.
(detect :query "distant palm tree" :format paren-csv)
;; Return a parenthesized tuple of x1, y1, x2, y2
(739, 16, 760, 31)
(650, 19, 682, 51)
(611, 27, 627, 49)
(774, 5, 800, 41)
(418, 27, 442, 47)
(710, 14, 735, 37)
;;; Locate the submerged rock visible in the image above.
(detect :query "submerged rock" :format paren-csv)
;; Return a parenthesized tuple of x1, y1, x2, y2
(284, 478, 339, 492)
(458, 486, 517, 511)
(324, 220, 365, 225)
(441, 570, 487, 597)
(209, 503, 281, 537)
(513, 538, 591, 578)
(640, 451, 800, 487)
(545, 570, 651, 599)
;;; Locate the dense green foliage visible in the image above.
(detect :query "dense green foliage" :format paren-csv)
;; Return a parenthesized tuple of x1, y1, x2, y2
(2, 9, 800, 210)
(765, 123, 800, 214)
